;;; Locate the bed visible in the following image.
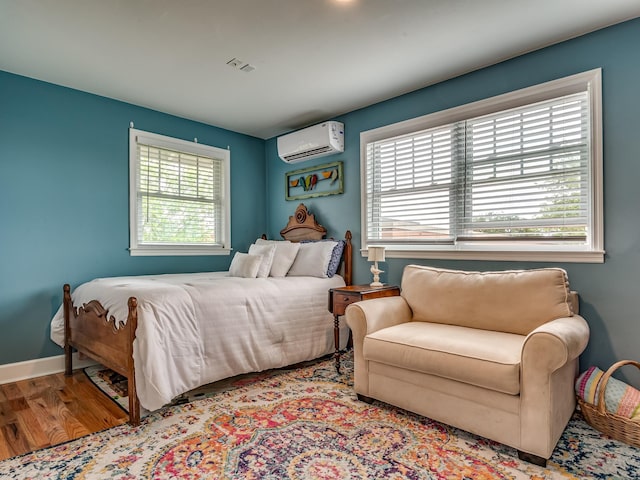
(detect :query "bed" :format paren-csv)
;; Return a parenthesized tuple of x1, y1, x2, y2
(50, 204, 352, 425)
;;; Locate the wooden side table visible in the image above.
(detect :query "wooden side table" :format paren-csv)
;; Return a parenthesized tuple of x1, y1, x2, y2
(328, 284, 401, 372)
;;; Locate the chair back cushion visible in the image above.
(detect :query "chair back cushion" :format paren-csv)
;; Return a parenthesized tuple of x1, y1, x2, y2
(401, 265, 573, 335)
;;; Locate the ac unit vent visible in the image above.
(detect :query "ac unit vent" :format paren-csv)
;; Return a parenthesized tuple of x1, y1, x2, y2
(282, 145, 333, 162)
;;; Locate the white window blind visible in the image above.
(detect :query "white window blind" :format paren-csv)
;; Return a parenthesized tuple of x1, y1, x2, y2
(459, 92, 589, 242)
(366, 125, 455, 243)
(129, 129, 231, 256)
(361, 69, 603, 262)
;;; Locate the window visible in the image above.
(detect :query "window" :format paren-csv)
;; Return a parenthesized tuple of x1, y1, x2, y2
(129, 128, 231, 256)
(361, 69, 603, 263)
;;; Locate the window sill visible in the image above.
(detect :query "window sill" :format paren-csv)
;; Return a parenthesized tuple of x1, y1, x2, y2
(361, 246, 605, 263)
(129, 246, 232, 257)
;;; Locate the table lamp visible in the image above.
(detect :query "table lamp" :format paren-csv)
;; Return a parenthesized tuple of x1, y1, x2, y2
(367, 246, 385, 287)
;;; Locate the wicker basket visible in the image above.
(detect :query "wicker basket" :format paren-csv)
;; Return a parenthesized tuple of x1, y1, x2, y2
(577, 359, 640, 448)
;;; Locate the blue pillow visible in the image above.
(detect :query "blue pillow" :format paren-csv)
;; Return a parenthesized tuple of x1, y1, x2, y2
(327, 240, 345, 277)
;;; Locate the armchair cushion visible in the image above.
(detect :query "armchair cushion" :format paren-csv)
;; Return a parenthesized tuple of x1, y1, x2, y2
(365, 322, 524, 395)
(401, 265, 573, 335)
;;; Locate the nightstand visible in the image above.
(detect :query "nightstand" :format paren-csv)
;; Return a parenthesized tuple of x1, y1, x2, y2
(328, 284, 401, 372)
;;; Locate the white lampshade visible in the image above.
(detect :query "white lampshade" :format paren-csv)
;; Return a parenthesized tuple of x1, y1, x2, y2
(367, 246, 386, 262)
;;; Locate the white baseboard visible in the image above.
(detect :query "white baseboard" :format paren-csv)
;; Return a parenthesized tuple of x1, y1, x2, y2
(0, 353, 98, 384)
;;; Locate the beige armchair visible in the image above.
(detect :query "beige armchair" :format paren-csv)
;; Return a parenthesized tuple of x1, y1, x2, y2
(346, 265, 590, 466)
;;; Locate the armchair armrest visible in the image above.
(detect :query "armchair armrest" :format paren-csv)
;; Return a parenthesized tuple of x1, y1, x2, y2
(520, 314, 590, 457)
(522, 314, 590, 371)
(346, 296, 412, 396)
(346, 296, 412, 338)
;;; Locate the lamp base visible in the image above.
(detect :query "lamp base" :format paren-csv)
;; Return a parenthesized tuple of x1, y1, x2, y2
(370, 264, 384, 288)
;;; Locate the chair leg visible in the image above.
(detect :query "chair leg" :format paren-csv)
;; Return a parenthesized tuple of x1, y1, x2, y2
(517, 450, 547, 467)
(356, 393, 375, 404)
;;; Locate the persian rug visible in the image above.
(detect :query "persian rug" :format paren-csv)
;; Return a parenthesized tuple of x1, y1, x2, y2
(83, 359, 319, 417)
(1, 354, 639, 479)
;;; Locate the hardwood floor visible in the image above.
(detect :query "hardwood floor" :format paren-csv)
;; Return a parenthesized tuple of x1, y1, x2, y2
(0, 370, 128, 461)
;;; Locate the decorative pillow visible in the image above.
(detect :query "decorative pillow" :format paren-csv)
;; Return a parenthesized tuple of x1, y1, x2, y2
(287, 240, 338, 278)
(255, 238, 300, 277)
(228, 252, 262, 278)
(300, 239, 346, 277)
(248, 243, 277, 278)
(327, 240, 345, 277)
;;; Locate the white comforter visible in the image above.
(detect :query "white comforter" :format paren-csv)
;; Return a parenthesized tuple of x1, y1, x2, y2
(50, 272, 347, 410)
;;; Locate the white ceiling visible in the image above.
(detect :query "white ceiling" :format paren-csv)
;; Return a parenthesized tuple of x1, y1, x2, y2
(1, 1, 639, 139)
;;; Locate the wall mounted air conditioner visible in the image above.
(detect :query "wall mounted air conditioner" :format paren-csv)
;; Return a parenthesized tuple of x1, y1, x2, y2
(277, 121, 344, 163)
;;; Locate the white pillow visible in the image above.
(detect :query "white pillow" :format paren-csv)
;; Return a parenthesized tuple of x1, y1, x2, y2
(248, 243, 277, 278)
(228, 252, 262, 278)
(287, 241, 338, 278)
(255, 238, 301, 277)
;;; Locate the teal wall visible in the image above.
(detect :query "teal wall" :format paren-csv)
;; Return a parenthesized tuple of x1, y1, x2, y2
(265, 18, 640, 380)
(0, 71, 266, 364)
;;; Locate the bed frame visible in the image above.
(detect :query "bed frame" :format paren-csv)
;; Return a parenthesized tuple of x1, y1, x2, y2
(64, 203, 352, 425)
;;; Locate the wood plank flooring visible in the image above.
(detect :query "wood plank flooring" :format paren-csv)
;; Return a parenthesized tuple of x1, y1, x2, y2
(0, 370, 128, 461)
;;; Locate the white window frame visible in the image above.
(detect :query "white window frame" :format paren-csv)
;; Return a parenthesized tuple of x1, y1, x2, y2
(360, 69, 604, 263)
(129, 128, 231, 256)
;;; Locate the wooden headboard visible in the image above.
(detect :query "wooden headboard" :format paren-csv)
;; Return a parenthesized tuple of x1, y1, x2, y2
(280, 203, 327, 241)
(279, 203, 352, 285)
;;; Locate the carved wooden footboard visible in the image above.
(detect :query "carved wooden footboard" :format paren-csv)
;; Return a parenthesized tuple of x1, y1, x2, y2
(63, 284, 141, 425)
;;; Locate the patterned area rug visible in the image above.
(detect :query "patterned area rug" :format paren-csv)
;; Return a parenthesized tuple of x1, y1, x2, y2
(1, 353, 639, 479)
(83, 361, 292, 418)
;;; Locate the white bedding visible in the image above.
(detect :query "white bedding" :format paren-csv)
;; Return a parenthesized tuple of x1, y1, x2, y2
(50, 272, 347, 410)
